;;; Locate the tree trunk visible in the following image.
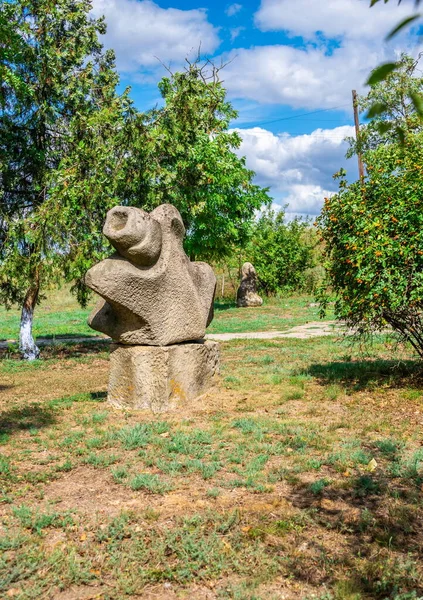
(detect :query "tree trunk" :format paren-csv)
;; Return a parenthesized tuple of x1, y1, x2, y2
(19, 277, 40, 361)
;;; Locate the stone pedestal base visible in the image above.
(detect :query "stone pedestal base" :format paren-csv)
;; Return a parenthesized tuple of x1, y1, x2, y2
(108, 340, 220, 412)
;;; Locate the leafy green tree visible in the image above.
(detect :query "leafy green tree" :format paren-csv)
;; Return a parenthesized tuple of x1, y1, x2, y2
(317, 65, 423, 355)
(365, 0, 423, 135)
(1, 10, 270, 361)
(0, 4, 31, 106)
(245, 208, 318, 296)
(136, 61, 271, 261)
(43, 60, 272, 297)
(0, 0, 132, 359)
(353, 54, 423, 152)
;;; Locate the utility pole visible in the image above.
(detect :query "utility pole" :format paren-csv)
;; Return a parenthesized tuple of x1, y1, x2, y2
(352, 90, 365, 181)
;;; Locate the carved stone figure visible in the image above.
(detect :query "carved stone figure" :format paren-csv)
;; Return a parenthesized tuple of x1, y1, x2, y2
(85, 204, 216, 346)
(236, 262, 263, 308)
(85, 204, 219, 411)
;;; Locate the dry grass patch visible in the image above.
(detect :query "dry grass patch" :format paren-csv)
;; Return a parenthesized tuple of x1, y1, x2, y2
(1, 335, 423, 599)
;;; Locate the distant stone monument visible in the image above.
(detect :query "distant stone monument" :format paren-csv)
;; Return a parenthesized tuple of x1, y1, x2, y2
(236, 262, 263, 308)
(85, 204, 219, 412)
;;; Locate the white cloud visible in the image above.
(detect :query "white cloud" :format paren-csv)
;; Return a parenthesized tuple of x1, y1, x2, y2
(255, 0, 413, 40)
(91, 0, 220, 73)
(230, 26, 245, 42)
(223, 43, 381, 109)
(222, 0, 419, 110)
(226, 3, 243, 17)
(233, 125, 356, 217)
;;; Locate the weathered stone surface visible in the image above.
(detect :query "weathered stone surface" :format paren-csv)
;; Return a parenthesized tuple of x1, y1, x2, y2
(236, 262, 263, 308)
(108, 341, 220, 412)
(85, 204, 216, 345)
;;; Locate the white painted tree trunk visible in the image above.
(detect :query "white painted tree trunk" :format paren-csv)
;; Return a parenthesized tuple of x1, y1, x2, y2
(19, 282, 40, 361)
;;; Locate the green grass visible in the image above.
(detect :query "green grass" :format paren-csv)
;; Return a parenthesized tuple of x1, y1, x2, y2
(2, 298, 423, 598)
(0, 285, 98, 341)
(0, 285, 334, 341)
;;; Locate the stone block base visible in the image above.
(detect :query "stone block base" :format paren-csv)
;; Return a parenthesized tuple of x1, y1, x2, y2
(108, 340, 220, 412)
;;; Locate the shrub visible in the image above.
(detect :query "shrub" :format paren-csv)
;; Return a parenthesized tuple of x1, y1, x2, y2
(248, 209, 320, 295)
(317, 133, 423, 356)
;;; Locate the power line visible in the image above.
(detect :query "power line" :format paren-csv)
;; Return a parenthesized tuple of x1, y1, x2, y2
(234, 103, 351, 128)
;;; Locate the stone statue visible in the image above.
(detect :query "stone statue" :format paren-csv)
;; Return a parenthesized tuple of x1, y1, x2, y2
(236, 262, 263, 308)
(85, 204, 219, 412)
(85, 204, 216, 346)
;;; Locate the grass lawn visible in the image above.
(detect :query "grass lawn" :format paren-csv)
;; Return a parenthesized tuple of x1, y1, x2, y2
(1, 311, 423, 598)
(0, 286, 334, 342)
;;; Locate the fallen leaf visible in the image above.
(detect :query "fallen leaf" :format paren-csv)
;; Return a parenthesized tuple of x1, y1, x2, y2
(367, 458, 378, 472)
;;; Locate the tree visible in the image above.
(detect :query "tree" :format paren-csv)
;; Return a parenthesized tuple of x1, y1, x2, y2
(134, 61, 271, 261)
(1, 7, 270, 360)
(353, 54, 423, 152)
(242, 208, 318, 296)
(317, 61, 423, 356)
(42, 59, 272, 296)
(0, 5, 31, 106)
(365, 0, 423, 136)
(0, 0, 132, 359)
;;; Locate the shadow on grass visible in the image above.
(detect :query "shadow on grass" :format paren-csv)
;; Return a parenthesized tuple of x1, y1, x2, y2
(41, 340, 110, 359)
(214, 300, 236, 312)
(286, 472, 423, 595)
(37, 333, 100, 340)
(90, 391, 107, 401)
(303, 358, 423, 391)
(0, 340, 110, 361)
(0, 385, 14, 391)
(0, 404, 56, 435)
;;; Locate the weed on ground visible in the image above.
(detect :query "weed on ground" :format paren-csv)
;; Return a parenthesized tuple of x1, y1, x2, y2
(1, 307, 423, 598)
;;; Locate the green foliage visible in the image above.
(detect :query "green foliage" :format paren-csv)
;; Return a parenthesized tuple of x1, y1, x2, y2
(135, 61, 271, 261)
(0, 0, 130, 306)
(0, 4, 32, 105)
(318, 57, 423, 357)
(12, 505, 73, 533)
(349, 55, 423, 156)
(318, 132, 423, 356)
(365, 3, 423, 139)
(246, 209, 320, 295)
(0, 2, 270, 355)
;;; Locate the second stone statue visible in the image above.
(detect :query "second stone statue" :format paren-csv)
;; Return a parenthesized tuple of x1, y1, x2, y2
(85, 204, 219, 412)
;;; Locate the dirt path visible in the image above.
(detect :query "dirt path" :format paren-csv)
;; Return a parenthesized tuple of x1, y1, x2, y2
(0, 321, 344, 349)
(207, 321, 342, 341)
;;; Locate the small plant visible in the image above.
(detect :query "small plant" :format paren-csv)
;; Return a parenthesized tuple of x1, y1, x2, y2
(284, 389, 305, 400)
(354, 475, 381, 497)
(325, 384, 344, 401)
(56, 459, 73, 472)
(83, 411, 109, 425)
(0, 455, 11, 476)
(375, 438, 403, 458)
(111, 466, 129, 482)
(12, 505, 73, 533)
(309, 478, 330, 495)
(84, 452, 118, 468)
(117, 424, 153, 450)
(85, 435, 108, 449)
(129, 473, 171, 494)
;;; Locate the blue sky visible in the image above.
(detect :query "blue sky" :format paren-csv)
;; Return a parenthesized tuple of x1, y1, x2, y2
(91, 0, 420, 218)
